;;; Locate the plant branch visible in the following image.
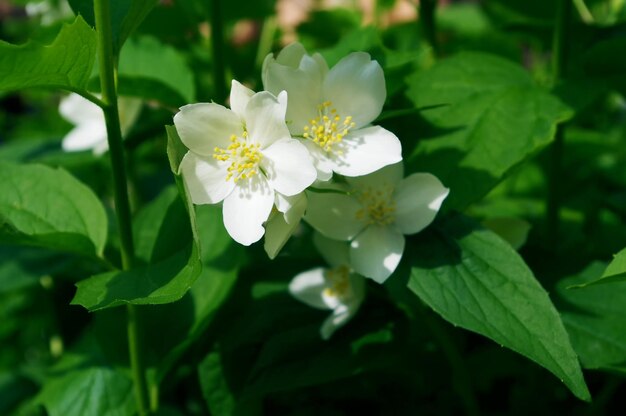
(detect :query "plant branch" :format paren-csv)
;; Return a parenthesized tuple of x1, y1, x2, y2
(547, 0, 572, 245)
(93, 0, 149, 413)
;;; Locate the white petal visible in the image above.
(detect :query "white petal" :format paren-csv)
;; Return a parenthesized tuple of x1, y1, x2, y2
(345, 162, 404, 192)
(320, 303, 358, 340)
(59, 93, 102, 125)
(313, 232, 350, 268)
(262, 59, 322, 135)
(323, 52, 386, 128)
(304, 191, 365, 241)
(245, 91, 291, 148)
(180, 152, 235, 204)
(330, 126, 402, 177)
(62, 121, 107, 152)
(301, 140, 334, 181)
(274, 192, 306, 224)
(350, 225, 405, 284)
(275, 42, 307, 67)
(174, 103, 243, 156)
(264, 193, 307, 259)
(261, 139, 316, 196)
(394, 173, 449, 235)
(222, 176, 274, 246)
(288, 267, 330, 310)
(229, 80, 255, 118)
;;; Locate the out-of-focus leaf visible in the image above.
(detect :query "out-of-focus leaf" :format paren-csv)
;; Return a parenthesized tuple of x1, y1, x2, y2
(68, 0, 158, 54)
(0, 16, 96, 93)
(582, 37, 626, 95)
(36, 332, 135, 416)
(405, 52, 571, 210)
(568, 247, 626, 288)
(557, 262, 626, 370)
(407, 214, 590, 401)
(0, 162, 107, 258)
(87, 36, 195, 107)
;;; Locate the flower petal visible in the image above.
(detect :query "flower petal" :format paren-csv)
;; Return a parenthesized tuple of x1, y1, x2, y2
(394, 173, 449, 235)
(320, 303, 358, 340)
(273, 42, 307, 67)
(180, 152, 234, 204)
(264, 193, 307, 259)
(305, 191, 366, 241)
(301, 140, 334, 181)
(262, 57, 322, 135)
(345, 162, 403, 192)
(222, 176, 274, 245)
(59, 93, 102, 125)
(289, 267, 331, 310)
(262, 139, 316, 196)
(62, 121, 107, 153)
(229, 80, 255, 118)
(245, 91, 291, 148)
(350, 225, 405, 283)
(313, 232, 350, 268)
(330, 126, 402, 177)
(174, 103, 243, 156)
(323, 52, 385, 128)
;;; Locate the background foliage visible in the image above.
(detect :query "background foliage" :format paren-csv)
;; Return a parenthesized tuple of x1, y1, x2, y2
(2, 0, 626, 414)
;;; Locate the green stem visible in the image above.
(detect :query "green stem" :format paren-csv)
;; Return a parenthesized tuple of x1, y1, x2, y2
(420, 0, 439, 56)
(210, 0, 227, 104)
(547, 0, 572, 245)
(93, 0, 149, 414)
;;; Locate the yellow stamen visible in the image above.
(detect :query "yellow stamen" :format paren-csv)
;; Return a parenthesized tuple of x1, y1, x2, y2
(213, 132, 263, 183)
(302, 101, 356, 154)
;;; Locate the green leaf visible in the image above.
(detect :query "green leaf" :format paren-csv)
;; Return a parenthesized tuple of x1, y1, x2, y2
(568, 247, 626, 288)
(405, 52, 571, 211)
(71, 186, 201, 311)
(407, 214, 590, 401)
(0, 162, 108, 258)
(36, 331, 135, 416)
(68, 0, 158, 54)
(556, 262, 626, 370)
(0, 16, 96, 93)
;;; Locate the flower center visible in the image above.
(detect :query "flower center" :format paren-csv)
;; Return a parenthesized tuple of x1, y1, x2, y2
(323, 265, 351, 299)
(213, 132, 263, 183)
(355, 187, 397, 226)
(303, 101, 356, 153)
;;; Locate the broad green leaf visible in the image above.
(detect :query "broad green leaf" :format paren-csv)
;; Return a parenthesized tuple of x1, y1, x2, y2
(118, 36, 195, 105)
(0, 16, 96, 93)
(72, 186, 200, 311)
(68, 0, 158, 54)
(405, 52, 571, 211)
(36, 332, 135, 416)
(407, 214, 590, 401)
(557, 262, 626, 370)
(568, 247, 626, 288)
(87, 36, 195, 106)
(0, 162, 107, 258)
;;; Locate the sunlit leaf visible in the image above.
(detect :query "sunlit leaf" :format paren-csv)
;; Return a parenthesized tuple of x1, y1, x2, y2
(407, 214, 590, 401)
(0, 162, 107, 258)
(405, 52, 571, 210)
(0, 16, 96, 93)
(71, 186, 201, 311)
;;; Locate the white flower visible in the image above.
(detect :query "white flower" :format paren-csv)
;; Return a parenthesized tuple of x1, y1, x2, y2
(175, 80, 317, 246)
(289, 233, 365, 340)
(262, 42, 402, 181)
(305, 163, 449, 283)
(264, 192, 307, 259)
(59, 93, 142, 155)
